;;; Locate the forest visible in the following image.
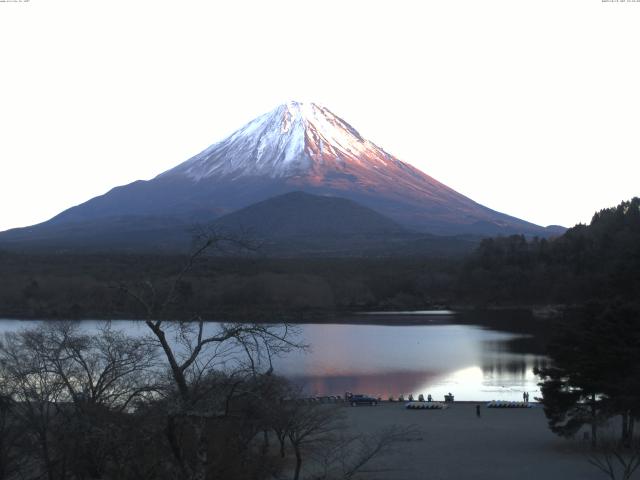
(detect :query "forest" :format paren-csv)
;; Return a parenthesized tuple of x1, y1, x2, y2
(1, 198, 639, 320)
(0, 253, 458, 321)
(458, 197, 640, 306)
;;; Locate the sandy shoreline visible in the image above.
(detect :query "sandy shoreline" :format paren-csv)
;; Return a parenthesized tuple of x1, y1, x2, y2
(336, 402, 603, 480)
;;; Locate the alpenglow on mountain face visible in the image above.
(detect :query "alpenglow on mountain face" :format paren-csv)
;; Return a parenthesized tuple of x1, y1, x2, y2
(9, 101, 552, 239)
(156, 101, 546, 235)
(163, 102, 409, 181)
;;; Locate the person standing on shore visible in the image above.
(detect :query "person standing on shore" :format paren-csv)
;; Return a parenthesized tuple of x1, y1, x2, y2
(523, 391, 527, 403)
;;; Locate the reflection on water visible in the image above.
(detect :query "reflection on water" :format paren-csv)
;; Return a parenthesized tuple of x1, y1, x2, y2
(357, 310, 457, 316)
(275, 315, 548, 401)
(0, 311, 548, 401)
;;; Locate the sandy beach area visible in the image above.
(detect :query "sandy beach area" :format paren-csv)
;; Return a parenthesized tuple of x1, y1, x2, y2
(340, 402, 603, 480)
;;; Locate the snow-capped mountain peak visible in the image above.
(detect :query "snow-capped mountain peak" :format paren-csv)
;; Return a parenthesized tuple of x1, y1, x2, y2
(162, 101, 396, 181)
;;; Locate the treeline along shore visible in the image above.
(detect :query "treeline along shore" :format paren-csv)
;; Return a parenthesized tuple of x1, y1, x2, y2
(0, 197, 639, 321)
(0, 254, 459, 321)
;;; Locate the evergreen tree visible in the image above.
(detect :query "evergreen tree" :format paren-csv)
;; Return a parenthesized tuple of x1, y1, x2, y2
(536, 302, 640, 446)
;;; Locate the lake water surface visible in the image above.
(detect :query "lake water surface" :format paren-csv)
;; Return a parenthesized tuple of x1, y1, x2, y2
(0, 311, 547, 402)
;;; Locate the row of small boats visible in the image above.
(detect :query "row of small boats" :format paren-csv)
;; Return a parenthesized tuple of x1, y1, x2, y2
(405, 402, 448, 409)
(486, 401, 532, 408)
(405, 400, 534, 409)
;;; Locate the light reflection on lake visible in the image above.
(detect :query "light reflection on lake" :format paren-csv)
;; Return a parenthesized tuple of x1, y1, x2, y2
(0, 312, 547, 402)
(276, 321, 546, 401)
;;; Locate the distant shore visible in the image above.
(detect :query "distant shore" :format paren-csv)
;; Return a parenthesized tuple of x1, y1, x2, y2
(0, 304, 568, 324)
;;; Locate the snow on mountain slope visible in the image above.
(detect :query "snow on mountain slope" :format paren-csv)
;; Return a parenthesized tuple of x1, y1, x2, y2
(163, 102, 392, 180)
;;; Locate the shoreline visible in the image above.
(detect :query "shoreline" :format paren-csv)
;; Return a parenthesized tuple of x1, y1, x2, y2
(0, 304, 567, 324)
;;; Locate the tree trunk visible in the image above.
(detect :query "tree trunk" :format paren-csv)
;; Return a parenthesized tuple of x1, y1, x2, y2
(146, 323, 190, 400)
(293, 444, 302, 480)
(165, 415, 186, 474)
(262, 430, 270, 455)
(590, 394, 598, 448)
(279, 436, 286, 458)
(0, 436, 5, 480)
(192, 418, 208, 480)
(622, 411, 630, 447)
(36, 425, 56, 480)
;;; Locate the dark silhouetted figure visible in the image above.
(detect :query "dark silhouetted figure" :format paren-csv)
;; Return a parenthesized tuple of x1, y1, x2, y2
(476, 404, 481, 418)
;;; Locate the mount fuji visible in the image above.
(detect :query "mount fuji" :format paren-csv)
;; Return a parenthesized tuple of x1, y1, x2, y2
(0, 102, 561, 253)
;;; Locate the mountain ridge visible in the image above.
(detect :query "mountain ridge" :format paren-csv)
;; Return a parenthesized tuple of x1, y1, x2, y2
(214, 191, 408, 238)
(0, 192, 481, 256)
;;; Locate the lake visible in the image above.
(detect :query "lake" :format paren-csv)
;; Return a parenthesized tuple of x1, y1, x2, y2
(0, 310, 548, 402)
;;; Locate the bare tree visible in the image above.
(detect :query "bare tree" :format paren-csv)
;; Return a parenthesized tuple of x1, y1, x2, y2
(310, 425, 420, 480)
(271, 397, 418, 480)
(118, 230, 304, 480)
(0, 367, 25, 480)
(0, 322, 161, 480)
(588, 436, 640, 480)
(285, 403, 346, 480)
(0, 330, 68, 480)
(25, 321, 159, 410)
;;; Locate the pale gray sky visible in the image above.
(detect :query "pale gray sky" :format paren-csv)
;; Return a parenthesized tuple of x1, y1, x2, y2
(1, 0, 638, 232)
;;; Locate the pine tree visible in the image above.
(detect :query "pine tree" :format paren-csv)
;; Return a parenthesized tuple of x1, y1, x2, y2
(536, 302, 640, 446)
